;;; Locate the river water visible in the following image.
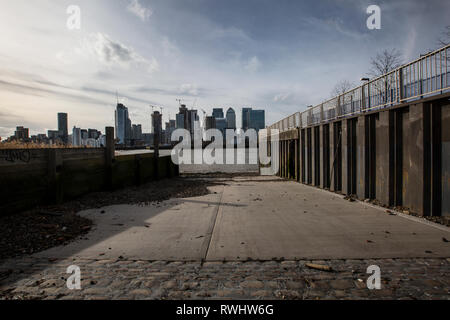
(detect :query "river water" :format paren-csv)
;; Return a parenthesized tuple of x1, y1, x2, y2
(116, 148, 260, 174)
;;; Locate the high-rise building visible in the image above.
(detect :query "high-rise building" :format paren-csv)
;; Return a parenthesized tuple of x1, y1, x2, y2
(250, 110, 265, 132)
(14, 126, 29, 140)
(126, 118, 132, 142)
(81, 129, 88, 140)
(163, 121, 176, 144)
(47, 130, 61, 142)
(142, 133, 154, 146)
(36, 134, 47, 143)
(72, 127, 82, 146)
(88, 129, 101, 140)
(242, 108, 252, 130)
(212, 108, 224, 119)
(58, 113, 68, 144)
(205, 116, 216, 130)
(152, 111, 162, 136)
(215, 118, 227, 135)
(178, 105, 189, 130)
(132, 124, 143, 140)
(226, 108, 236, 130)
(176, 113, 185, 129)
(176, 104, 199, 140)
(115, 103, 130, 145)
(188, 110, 199, 135)
(242, 108, 265, 132)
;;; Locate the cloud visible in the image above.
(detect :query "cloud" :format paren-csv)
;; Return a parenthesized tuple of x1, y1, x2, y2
(127, 0, 153, 22)
(83, 33, 159, 73)
(245, 56, 261, 72)
(0, 126, 16, 138)
(302, 16, 366, 40)
(0, 79, 108, 106)
(207, 26, 250, 41)
(81, 86, 159, 105)
(273, 92, 293, 103)
(179, 84, 199, 96)
(135, 83, 213, 98)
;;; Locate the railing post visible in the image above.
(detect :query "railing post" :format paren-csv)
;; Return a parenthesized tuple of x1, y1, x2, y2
(320, 104, 324, 123)
(361, 86, 366, 112)
(337, 96, 341, 117)
(398, 67, 404, 102)
(419, 59, 423, 98)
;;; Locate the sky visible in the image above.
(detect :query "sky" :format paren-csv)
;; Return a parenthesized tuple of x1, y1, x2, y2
(0, 0, 449, 137)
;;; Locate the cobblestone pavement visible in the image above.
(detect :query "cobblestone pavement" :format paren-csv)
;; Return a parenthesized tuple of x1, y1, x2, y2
(1, 257, 449, 300)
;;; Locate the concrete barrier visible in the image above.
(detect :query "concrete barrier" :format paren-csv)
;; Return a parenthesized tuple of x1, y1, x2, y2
(0, 147, 178, 215)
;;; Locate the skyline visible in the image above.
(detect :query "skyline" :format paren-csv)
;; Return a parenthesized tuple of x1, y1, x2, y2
(1, 0, 449, 138)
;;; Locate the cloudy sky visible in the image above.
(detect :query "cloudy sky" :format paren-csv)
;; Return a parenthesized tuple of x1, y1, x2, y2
(0, 0, 449, 137)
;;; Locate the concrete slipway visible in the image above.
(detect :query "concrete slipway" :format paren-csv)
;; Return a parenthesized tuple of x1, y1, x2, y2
(36, 177, 450, 261)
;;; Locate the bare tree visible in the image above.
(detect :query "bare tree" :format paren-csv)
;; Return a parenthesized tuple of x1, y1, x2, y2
(437, 25, 450, 46)
(368, 49, 403, 78)
(368, 49, 403, 105)
(436, 26, 450, 64)
(331, 80, 355, 97)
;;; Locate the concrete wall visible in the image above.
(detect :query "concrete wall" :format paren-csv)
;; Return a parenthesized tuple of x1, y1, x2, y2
(0, 148, 178, 215)
(273, 93, 450, 217)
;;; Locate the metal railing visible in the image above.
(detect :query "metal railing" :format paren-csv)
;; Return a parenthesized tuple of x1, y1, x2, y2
(269, 44, 450, 131)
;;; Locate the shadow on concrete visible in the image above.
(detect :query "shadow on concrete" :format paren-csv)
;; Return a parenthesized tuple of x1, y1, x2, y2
(0, 177, 226, 288)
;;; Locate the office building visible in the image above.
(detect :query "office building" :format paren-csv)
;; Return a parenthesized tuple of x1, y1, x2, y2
(241, 108, 265, 132)
(81, 129, 88, 140)
(242, 108, 252, 130)
(115, 103, 131, 145)
(72, 127, 82, 146)
(212, 108, 224, 119)
(226, 108, 236, 130)
(142, 133, 154, 146)
(250, 109, 265, 132)
(132, 124, 143, 141)
(176, 113, 185, 129)
(47, 130, 61, 143)
(14, 126, 29, 140)
(215, 118, 227, 135)
(58, 113, 69, 144)
(188, 110, 199, 135)
(177, 105, 189, 130)
(88, 129, 101, 140)
(205, 116, 216, 130)
(152, 111, 162, 141)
